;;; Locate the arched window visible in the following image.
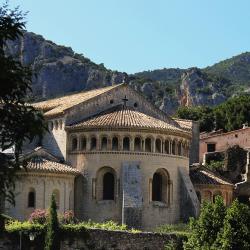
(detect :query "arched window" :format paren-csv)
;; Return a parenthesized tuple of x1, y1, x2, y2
(112, 137, 119, 150)
(123, 137, 130, 151)
(177, 142, 182, 156)
(54, 120, 58, 130)
(90, 137, 97, 151)
(50, 121, 54, 130)
(80, 136, 86, 150)
(134, 137, 141, 151)
(52, 189, 60, 209)
(152, 169, 170, 203)
(59, 120, 63, 129)
(172, 141, 176, 155)
(28, 188, 35, 208)
(155, 139, 162, 153)
(196, 191, 201, 203)
(203, 190, 212, 202)
(145, 138, 152, 152)
(152, 173, 162, 201)
(213, 191, 222, 203)
(103, 172, 115, 200)
(101, 137, 108, 150)
(165, 140, 170, 154)
(71, 137, 78, 151)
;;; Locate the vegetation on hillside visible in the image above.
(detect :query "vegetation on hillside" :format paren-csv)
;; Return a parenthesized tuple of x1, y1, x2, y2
(175, 95, 250, 132)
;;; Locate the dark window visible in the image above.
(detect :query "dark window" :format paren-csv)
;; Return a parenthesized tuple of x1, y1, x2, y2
(172, 141, 176, 155)
(72, 137, 77, 151)
(145, 138, 152, 152)
(101, 137, 108, 150)
(152, 173, 162, 201)
(103, 172, 115, 200)
(207, 143, 216, 152)
(134, 137, 141, 151)
(123, 137, 130, 151)
(178, 142, 182, 155)
(80, 137, 86, 150)
(28, 191, 35, 208)
(134, 102, 138, 108)
(90, 137, 97, 150)
(165, 140, 170, 154)
(112, 137, 118, 150)
(155, 139, 161, 153)
(110, 99, 114, 104)
(235, 134, 238, 138)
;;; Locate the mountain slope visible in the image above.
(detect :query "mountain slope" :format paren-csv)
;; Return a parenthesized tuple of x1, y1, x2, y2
(4, 32, 250, 114)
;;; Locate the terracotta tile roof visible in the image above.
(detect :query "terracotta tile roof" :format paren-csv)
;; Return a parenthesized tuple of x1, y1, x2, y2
(173, 118, 193, 131)
(68, 106, 190, 135)
(190, 167, 233, 186)
(24, 156, 80, 175)
(33, 85, 121, 117)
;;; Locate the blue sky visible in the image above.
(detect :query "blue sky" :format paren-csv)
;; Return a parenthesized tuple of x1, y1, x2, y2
(5, 0, 250, 73)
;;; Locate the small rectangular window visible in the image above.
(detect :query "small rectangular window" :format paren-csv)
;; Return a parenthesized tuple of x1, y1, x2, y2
(207, 143, 216, 152)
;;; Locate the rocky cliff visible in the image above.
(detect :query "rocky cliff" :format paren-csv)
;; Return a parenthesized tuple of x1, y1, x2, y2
(4, 32, 250, 114)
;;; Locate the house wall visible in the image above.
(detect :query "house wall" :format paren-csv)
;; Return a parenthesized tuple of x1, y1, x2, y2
(200, 127, 250, 162)
(5, 172, 75, 221)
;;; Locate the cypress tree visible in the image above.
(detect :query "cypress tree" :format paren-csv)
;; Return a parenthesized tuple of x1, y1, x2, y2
(45, 194, 60, 250)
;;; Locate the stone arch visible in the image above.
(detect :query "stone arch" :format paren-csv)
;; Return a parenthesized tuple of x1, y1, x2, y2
(90, 136, 97, 151)
(52, 189, 60, 209)
(112, 136, 119, 150)
(155, 138, 162, 153)
(123, 136, 130, 151)
(203, 190, 212, 202)
(96, 167, 116, 201)
(145, 137, 152, 152)
(134, 136, 142, 151)
(164, 139, 170, 154)
(151, 168, 171, 204)
(71, 135, 78, 151)
(172, 140, 176, 155)
(101, 135, 108, 151)
(213, 190, 222, 203)
(177, 140, 182, 156)
(79, 135, 87, 151)
(54, 120, 59, 130)
(28, 187, 36, 208)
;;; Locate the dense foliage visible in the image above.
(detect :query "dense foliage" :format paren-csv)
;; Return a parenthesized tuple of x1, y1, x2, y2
(184, 197, 250, 250)
(45, 195, 60, 250)
(175, 95, 250, 132)
(0, 3, 46, 204)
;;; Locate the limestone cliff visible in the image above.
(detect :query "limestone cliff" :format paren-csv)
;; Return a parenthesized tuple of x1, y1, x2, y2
(4, 31, 249, 114)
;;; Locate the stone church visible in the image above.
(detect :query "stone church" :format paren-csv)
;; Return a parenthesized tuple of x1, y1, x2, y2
(5, 83, 216, 230)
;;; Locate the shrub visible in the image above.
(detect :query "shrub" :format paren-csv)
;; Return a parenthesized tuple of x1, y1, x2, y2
(45, 194, 60, 250)
(60, 210, 77, 224)
(29, 209, 48, 224)
(155, 223, 189, 236)
(5, 220, 45, 233)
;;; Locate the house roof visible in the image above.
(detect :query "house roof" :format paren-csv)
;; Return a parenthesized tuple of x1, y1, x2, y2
(190, 167, 233, 186)
(173, 118, 193, 131)
(68, 105, 190, 135)
(33, 84, 121, 117)
(24, 156, 80, 175)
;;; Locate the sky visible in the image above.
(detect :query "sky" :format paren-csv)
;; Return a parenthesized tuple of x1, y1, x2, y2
(4, 0, 250, 73)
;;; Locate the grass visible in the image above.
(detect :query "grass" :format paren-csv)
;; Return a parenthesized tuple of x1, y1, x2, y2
(155, 223, 190, 237)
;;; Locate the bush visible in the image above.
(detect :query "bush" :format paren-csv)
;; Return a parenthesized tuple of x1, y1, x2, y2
(60, 210, 77, 224)
(29, 209, 48, 224)
(155, 223, 189, 236)
(5, 220, 45, 233)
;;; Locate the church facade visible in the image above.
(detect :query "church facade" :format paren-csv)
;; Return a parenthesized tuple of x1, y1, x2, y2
(6, 83, 201, 230)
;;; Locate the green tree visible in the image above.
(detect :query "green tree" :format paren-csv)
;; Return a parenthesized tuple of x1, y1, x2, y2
(218, 200, 250, 250)
(184, 196, 226, 250)
(0, 3, 46, 204)
(45, 194, 60, 250)
(175, 106, 214, 132)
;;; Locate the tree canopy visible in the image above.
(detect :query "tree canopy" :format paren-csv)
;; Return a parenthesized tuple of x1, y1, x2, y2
(175, 95, 250, 133)
(0, 3, 46, 204)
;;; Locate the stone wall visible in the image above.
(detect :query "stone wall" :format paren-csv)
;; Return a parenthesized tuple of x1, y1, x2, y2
(0, 229, 185, 250)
